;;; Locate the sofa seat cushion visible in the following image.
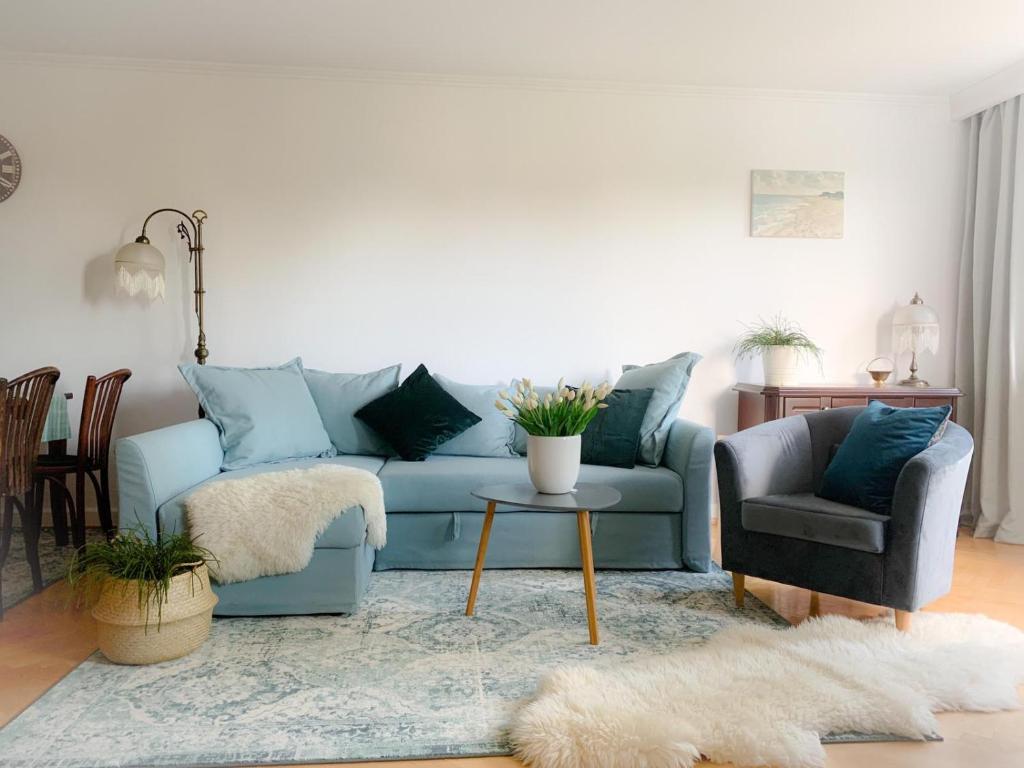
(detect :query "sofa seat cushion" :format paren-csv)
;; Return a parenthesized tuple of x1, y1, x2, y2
(741, 492, 889, 554)
(379, 455, 683, 512)
(157, 455, 385, 549)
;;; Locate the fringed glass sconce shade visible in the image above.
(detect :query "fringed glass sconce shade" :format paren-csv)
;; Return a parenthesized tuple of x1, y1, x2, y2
(114, 240, 166, 300)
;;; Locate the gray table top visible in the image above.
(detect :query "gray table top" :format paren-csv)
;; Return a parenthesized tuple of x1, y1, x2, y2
(471, 483, 622, 512)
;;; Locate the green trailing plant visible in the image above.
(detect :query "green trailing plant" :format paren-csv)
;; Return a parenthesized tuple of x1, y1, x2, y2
(495, 378, 611, 437)
(734, 314, 824, 364)
(66, 528, 216, 630)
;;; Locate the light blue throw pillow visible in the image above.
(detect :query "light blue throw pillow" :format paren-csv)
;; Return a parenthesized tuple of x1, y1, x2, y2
(304, 365, 401, 456)
(178, 358, 335, 471)
(432, 374, 517, 458)
(615, 352, 702, 466)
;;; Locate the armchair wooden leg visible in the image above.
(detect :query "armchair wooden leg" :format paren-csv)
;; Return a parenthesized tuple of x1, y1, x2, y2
(731, 572, 745, 608)
(808, 591, 821, 618)
(895, 610, 912, 632)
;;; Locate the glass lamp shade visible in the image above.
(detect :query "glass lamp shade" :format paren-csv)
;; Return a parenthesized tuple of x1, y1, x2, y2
(115, 240, 166, 300)
(892, 293, 939, 354)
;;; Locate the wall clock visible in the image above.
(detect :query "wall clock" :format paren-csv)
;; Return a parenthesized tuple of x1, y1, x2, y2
(0, 134, 23, 203)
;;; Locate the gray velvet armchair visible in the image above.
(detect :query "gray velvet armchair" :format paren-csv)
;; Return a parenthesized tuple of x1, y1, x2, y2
(714, 406, 973, 630)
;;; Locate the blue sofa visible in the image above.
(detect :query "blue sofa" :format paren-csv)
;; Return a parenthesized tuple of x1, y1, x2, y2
(116, 417, 713, 616)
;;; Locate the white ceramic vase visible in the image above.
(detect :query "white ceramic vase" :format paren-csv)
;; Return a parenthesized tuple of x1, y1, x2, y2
(527, 434, 582, 494)
(762, 346, 802, 386)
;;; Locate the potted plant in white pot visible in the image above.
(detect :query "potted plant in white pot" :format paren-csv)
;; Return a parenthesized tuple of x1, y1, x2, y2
(67, 529, 218, 665)
(735, 315, 823, 386)
(496, 378, 610, 494)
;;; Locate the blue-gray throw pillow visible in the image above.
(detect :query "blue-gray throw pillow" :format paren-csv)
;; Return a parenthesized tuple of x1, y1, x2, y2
(616, 352, 702, 466)
(579, 387, 654, 468)
(179, 357, 335, 471)
(354, 364, 481, 462)
(304, 365, 401, 456)
(432, 374, 517, 458)
(819, 400, 952, 514)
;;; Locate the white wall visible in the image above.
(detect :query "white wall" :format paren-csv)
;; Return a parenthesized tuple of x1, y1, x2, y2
(0, 59, 964, 518)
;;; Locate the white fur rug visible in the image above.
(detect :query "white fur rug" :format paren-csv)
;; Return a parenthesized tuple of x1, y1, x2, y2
(185, 464, 386, 584)
(510, 613, 1024, 768)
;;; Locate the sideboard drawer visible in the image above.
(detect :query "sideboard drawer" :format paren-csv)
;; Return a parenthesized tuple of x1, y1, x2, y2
(828, 396, 868, 408)
(913, 396, 954, 410)
(734, 383, 964, 432)
(783, 397, 827, 418)
(869, 396, 916, 408)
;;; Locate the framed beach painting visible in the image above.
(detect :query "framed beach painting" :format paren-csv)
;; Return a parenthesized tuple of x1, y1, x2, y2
(751, 170, 844, 238)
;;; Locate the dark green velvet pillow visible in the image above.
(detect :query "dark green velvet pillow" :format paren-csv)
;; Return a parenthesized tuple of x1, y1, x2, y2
(579, 387, 655, 469)
(819, 400, 951, 514)
(354, 364, 481, 461)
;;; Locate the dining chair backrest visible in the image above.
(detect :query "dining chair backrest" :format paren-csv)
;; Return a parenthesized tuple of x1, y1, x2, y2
(76, 369, 132, 469)
(0, 378, 7, 495)
(2, 367, 60, 496)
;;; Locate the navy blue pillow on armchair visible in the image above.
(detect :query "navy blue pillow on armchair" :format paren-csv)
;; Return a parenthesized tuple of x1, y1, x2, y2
(818, 400, 951, 514)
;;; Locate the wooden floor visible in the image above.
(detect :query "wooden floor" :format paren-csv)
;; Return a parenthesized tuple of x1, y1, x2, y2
(1, 525, 1022, 767)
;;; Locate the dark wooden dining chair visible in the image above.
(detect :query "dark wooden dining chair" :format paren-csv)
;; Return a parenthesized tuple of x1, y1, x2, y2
(1, 367, 60, 618)
(33, 369, 132, 549)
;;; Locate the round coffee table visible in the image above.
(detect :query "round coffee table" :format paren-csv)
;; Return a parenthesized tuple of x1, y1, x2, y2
(466, 483, 622, 645)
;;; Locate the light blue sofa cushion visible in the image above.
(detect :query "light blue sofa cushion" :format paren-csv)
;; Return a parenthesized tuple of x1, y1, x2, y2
(432, 374, 517, 458)
(379, 455, 683, 512)
(157, 455, 385, 548)
(304, 365, 401, 456)
(214, 545, 374, 616)
(179, 358, 335, 471)
(616, 352, 702, 466)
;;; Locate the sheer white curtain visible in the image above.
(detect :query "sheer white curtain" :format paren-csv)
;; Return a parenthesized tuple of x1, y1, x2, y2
(955, 94, 1024, 544)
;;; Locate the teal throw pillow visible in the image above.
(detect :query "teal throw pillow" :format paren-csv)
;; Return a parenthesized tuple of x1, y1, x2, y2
(615, 352, 702, 466)
(178, 357, 335, 471)
(432, 374, 517, 458)
(579, 387, 654, 468)
(304, 365, 401, 456)
(819, 400, 952, 514)
(354, 364, 481, 461)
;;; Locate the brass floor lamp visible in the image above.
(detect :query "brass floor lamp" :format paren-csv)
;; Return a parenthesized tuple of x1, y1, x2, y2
(115, 208, 209, 365)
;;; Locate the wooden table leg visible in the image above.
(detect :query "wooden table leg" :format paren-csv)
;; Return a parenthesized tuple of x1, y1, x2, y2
(466, 501, 496, 616)
(576, 509, 599, 645)
(48, 439, 69, 547)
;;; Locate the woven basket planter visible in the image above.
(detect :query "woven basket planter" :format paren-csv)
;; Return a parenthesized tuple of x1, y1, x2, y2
(92, 564, 218, 665)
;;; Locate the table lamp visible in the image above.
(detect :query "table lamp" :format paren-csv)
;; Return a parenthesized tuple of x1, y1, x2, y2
(115, 208, 209, 365)
(892, 292, 939, 387)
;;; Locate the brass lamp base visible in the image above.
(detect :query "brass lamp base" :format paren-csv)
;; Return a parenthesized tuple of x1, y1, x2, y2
(898, 376, 930, 388)
(900, 350, 929, 388)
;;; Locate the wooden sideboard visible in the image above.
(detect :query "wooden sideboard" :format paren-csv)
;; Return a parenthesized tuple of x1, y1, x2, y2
(734, 383, 964, 431)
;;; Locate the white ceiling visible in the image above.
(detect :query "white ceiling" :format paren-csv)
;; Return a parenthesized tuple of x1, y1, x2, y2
(1, 0, 1022, 96)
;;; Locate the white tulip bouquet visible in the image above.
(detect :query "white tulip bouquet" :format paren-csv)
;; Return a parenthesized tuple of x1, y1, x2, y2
(495, 378, 611, 437)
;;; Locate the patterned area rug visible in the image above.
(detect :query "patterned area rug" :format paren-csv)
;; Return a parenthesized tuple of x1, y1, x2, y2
(0, 567, 929, 767)
(1, 528, 104, 611)
(0, 567, 789, 767)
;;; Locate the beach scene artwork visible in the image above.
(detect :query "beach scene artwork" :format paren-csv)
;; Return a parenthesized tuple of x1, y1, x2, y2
(751, 169, 844, 238)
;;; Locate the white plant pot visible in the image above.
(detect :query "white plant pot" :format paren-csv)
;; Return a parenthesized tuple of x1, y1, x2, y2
(527, 435, 582, 494)
(762, 346, 802, 386)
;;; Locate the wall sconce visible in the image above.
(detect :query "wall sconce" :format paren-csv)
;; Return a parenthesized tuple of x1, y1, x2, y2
(115, 208, 209, 365)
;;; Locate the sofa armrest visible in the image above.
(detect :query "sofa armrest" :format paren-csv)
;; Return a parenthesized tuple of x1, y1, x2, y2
(882, 422, 974, 610)
(116, 420, 224, 539)
(714, 415, 815, 571)
(661, 418, 715, 572)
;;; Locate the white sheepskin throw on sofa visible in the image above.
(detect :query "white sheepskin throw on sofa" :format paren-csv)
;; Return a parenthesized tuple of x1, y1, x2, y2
(185, 464, 386, 584)
(510, 613, 1024, 768)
